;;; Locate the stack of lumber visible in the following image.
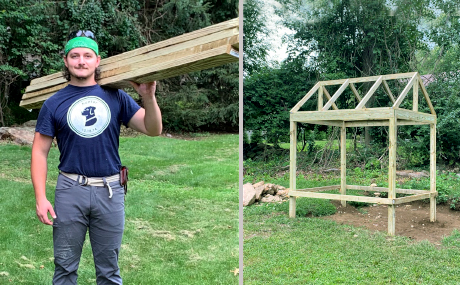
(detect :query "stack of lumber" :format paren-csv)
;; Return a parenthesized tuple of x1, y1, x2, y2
(20, 18, 239, 109)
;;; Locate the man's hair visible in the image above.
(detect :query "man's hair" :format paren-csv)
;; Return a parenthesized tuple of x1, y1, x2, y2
(62, 65, 101, 82)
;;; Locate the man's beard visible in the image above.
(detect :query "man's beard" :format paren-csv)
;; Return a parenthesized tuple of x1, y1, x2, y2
(70, 68, 95, 81)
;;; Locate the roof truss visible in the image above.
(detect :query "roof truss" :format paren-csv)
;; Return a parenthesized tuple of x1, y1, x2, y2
(290, 72, 435, 116)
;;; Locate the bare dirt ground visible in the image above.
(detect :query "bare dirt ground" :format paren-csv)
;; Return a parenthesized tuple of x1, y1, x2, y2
(322, 200, 460, 245)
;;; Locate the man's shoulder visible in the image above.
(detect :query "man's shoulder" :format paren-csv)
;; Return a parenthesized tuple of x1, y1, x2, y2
(99, 85, 122, 93)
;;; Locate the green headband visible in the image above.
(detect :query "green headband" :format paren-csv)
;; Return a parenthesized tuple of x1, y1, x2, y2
(65, 37, 99, 56)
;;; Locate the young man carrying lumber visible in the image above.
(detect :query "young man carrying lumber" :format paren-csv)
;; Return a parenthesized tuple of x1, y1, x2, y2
(31, 30, 162, 284)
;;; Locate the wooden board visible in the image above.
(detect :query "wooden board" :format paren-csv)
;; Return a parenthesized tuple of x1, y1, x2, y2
(20, 18, 239, 109)
(29, 18, 238, 86)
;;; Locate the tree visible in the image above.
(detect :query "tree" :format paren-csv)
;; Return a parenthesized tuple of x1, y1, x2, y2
(274, 0, 428, 145)
(1, 0, 239, 132)
(244, 62, 316, 146)
(243, 0, 271, 76)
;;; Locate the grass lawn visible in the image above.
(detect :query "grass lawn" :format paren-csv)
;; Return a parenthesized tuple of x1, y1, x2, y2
(0, 134, 238, 284)
(243, 172, 460, 284)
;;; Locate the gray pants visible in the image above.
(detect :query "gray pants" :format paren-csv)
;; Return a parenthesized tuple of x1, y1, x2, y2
(52, 173, 125, 284)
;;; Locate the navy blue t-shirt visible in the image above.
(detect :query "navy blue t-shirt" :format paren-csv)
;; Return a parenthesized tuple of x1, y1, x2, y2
(35, 84, 141, 177)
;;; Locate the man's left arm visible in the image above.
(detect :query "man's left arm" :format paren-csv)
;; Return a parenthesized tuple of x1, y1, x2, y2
(128, 81, 162, 136)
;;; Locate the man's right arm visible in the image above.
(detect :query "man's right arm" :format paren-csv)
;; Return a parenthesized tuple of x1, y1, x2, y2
(31, 132, 55, 225)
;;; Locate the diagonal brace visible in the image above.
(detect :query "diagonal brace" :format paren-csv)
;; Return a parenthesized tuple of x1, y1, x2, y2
(356, 76, 383, 109)
(322, 79, 349, 111)
(393, 73, 417, 109)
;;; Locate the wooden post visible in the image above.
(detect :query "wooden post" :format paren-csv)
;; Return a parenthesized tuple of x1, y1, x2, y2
(413, 78, 418, 112)
(318, 85, 323, 110)
(341, 122, 347, 207)
(388, 116, 397, 236)
(289, 121, 297, 218)
(430, 123, 437, 222)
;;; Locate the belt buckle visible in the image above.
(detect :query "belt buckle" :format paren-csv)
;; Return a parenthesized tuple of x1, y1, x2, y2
(79, 175, 88, 186)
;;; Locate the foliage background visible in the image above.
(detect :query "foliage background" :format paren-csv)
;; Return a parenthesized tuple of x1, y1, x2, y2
(0, 0, 238, 132)
(243, 0, 460, 168)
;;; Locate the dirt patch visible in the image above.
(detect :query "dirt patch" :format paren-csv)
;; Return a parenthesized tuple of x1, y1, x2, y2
(322, 200, 460, 244)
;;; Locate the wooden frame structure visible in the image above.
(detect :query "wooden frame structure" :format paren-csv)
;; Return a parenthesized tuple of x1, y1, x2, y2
(289, 72, 437, 236)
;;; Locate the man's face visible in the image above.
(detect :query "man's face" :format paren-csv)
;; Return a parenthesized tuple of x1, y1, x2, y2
(64, 47, 100, 80)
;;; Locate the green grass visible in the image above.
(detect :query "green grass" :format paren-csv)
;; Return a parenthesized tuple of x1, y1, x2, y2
(0, 134, 238, 284)
(244, 170, 460, 284)
(244, 208, 460, 284)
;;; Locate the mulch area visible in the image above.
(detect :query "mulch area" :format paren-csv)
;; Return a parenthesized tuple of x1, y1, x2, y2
(322, 200, 460, 244)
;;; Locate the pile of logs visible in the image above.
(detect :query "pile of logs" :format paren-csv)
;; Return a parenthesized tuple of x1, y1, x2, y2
(20, 18, 239, 109)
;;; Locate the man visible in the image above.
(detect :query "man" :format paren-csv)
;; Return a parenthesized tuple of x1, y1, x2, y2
(31, 30, 161, 284)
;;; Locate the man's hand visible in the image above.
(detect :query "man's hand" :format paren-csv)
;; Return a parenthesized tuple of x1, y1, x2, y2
(129, 81, 156, 99)
(127, 81, 162, 136)
(36, 198, 56, 225)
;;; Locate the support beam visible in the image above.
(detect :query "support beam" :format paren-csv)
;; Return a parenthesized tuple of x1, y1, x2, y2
(291, 82, 321, 112)
(296, 185, 340, 192)
(382, 80, 395, 103)
(393, 73, 417, 109)
(388, 116, 397, 236)
(430, 123, 437, 222)
(418, 74, 436, 115)
(340, 122, 346, 207)
(318, 84, 323, 110)
(319, 72, 417, 86)
(289, 121, 297, 218)
(413, 77, 419, 112)
(322, 87, 339, 110)
(322, 79, 349, 111)
(288, 191, 394, 204)
(349, 83, 362, 103)
(356, 76, 383, 109)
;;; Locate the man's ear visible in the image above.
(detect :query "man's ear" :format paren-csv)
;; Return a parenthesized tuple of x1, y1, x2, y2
(95, 55, 101, 67)
(63, 55, 69, 68)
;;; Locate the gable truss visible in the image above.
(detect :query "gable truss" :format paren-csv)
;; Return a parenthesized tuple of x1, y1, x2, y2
(291, 72, 435, 116)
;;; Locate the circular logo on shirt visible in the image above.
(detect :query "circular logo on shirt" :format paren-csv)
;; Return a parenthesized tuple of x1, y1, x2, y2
(67, 96, 111, 138)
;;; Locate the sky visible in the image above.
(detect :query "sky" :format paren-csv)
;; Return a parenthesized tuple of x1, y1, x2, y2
(262, 0, 293, 63)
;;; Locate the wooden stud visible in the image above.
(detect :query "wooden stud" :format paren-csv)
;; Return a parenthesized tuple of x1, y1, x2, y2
(418, 74, 436, 115)
(393, 193, 433, 204)
(322, 79, 349, 111)
(322, 87, 339, 110)
(291, 82, 321, 112)
(288, 191, 394, 204)
(393, 73, 417, 109)
(388, 115, 397, 236)
(382, 80, 395, 103)
(28, 18, 239, 86)
(356, 76, 383, 109)
(341, 122, 346, 207)
(289, 121, 297, 218)
(430, 123, 437, 222)
(346, 185, 429, 195)
(319, 72, 417, 86)
(318, 84, 323, 110)
(303, 120, 344, 127)
(349, 83, 362, 103)
(413, 77, 419, 112)
(100, 45, 238, 88)
(345, 120, 430, 127)
(291, 108, 394, 122)
(395, 108, 436, 124)
(21, 44, 238, 108)
(296, 185, 340, 192)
